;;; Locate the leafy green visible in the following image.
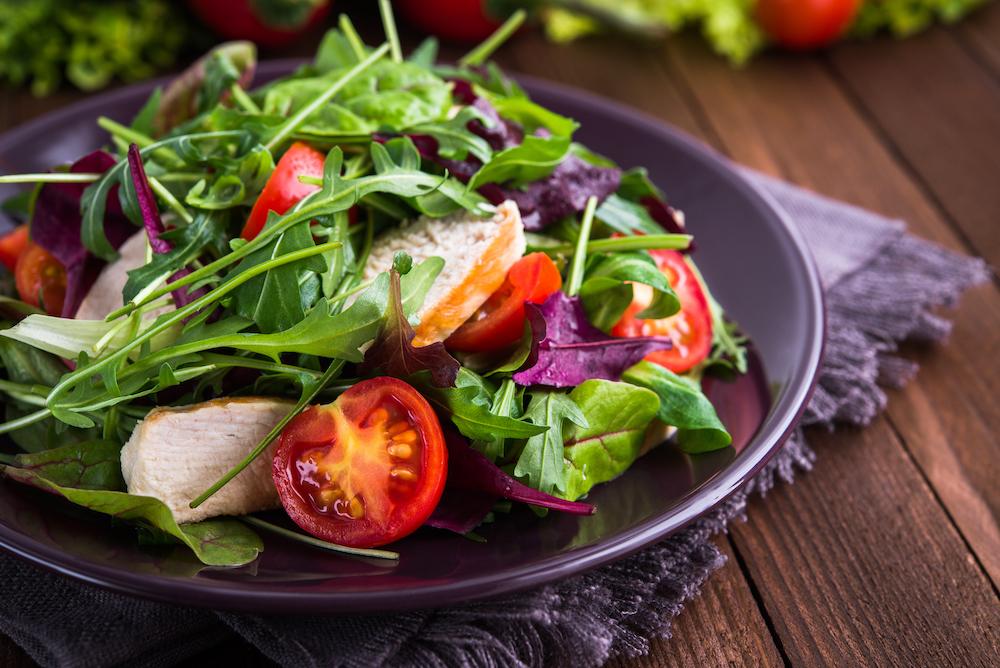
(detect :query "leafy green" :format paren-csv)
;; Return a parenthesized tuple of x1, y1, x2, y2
(10, 439, 125, 491)
(579, 252, 679, 331)
(467, 135, 572, 190)
(514, 389, 589, 495)
(621, 361, 731, 453)
(560, 380, 660, 500)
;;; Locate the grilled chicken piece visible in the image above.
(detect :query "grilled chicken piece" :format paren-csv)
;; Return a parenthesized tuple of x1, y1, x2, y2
(75, 231, 173, 321)
(121, 397, 295, 525)
(351, 200, 526, 346)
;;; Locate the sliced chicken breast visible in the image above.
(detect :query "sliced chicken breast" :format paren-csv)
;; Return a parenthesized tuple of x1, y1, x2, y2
(352, 200, 526, 346)
(75, 230, 173, 321)
(121, 397, 295, 525)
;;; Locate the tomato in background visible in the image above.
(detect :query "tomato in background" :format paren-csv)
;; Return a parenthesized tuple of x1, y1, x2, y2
(241, 141, 326, 240)
(611, 249, 712, 373)
(0, 225, 29, 272)
(755, 0, 860, 50)
(15, 243, 67, 316)
(187, 0, 332, 49)
(273, 377, 448, 548)
(446, 252, 563, 352)
(394, 0, 504, 43)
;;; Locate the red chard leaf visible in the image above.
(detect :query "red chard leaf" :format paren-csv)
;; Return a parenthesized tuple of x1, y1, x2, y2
(513, 291, 672, 388)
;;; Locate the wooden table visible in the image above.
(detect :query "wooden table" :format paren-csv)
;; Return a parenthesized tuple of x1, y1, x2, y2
(3, 1, 1000, 665)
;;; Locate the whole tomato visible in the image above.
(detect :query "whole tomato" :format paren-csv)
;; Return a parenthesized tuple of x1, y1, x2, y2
(755, 0, 860, 50)
(187, 0, 332, 49)
(394, 0, 504, 43)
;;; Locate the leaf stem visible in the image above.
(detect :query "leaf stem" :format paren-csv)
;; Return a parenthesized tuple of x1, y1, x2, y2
(538, 233, 691, 258)
(0, 408, 52, 435)
(459, 10, 527, 67)
(190, 360, 345, 509)
(240, 515, 399, 560)
(228, 83, 261, 114)
(0, 173, 101, 184)
(378, 0, 403, 64)
(148, 176, 194, 225)
(566, 196, 598, 297)
(265, 43, 390, 153)
(339, 14, 367, 62)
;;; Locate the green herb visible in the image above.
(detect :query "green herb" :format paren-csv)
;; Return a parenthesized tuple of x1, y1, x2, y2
(514, 389, 589, 495)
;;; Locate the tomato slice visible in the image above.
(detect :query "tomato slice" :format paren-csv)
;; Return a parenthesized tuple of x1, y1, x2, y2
(0, 225, 29, 272)
(611, 249, 713, 373)
(445, 252, 563, 353)
(273, 377, 448, 548)
(240, 141, 326, 240)
(15, 242, 67, 316)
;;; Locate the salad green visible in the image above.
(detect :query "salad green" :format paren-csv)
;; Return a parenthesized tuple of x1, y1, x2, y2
(0, 11, 745, 566)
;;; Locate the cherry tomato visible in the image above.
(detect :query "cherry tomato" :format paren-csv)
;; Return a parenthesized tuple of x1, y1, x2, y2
(394, 0, 504, 43)
(0, 225, 29, 272)
(273, 377, 448, 548)
(240, 141, 326, 240)
(611, 249, 712, 373)
(446, 252, 563, 353)
(755, 0, 860, 50)
(186, 0, 332, 49)
(14, 242, 66, 316)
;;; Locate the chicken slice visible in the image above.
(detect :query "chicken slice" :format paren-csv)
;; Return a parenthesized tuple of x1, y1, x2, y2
(352, 200, 526, 346)
(121, 397, 295, 525)
(75, 230, 173, 321)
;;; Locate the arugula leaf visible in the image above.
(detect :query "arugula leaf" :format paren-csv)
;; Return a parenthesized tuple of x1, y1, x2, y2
(595, 193, 664, 236)
(490, 96, 580, 137)
(559, 380, 660, 501)
(467, 135, 571, 191)
(579, 251, 679, 330)
(514, 389, 588, 495)
(621, 361, 731, 453)
(409, 106, 494, 162)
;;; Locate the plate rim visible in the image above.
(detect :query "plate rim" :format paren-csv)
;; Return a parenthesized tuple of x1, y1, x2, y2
(0, 63, 825, 614)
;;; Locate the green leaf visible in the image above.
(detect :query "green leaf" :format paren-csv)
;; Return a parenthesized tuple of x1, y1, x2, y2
(621, 361, 731, 453)
(595, 193, 664, 236)
(514, 390, 588, 495)
(1, 466, 263, 566)
(578, 252, 679, 330)
(467, 135, 571, 190)
(409, 368, 547, 442)
(409, 106, 494, 162)
(490, 96, 580, 137)
(11, 440, 126, 491)
(559, 380, 660, 501)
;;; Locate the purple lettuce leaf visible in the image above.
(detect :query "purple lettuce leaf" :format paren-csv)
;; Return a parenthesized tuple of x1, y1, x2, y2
(426, 429, 595, 534)
(125, 144, 207, 312)
(513, 291, 672, 388)
(30, 150, 134, 318)
(358, 269, 460, 388)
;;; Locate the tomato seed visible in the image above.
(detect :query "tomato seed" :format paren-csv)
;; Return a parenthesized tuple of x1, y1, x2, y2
(388, 443, 413, 459)
(394, 429, 418, 444)
(390, 465, 418, 482)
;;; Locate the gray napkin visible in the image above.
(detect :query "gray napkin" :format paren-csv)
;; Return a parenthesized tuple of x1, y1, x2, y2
(0, 171, 990, 668)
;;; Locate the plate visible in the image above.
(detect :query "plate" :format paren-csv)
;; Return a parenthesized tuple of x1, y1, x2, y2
(0, 62, 824, 615)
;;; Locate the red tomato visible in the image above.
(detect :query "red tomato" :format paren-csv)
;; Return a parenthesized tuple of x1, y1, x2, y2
(0, 225, 29, 272)
(273, 377, 448, 548)
(186, 0, 332, 48)
(611, 249, 712, 373)
(445, 252, 563, 353)
(15, 242, 66, 316)
(755, 0, 860, 50)
(394, 0, 504, 43)
(240, 141, 326, 240)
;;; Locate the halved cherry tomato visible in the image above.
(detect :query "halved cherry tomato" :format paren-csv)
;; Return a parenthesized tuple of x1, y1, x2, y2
(445, 252, 562, 353)
(240, 141, 326, 240)
(611, 249, 712, 373)
(15, 242, 66, 316)
(273, 377, 448, 548)
(0, 225, 29, 271)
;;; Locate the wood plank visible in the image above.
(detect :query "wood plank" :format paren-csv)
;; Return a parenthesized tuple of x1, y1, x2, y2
(827, 27, 1000, 271)
(732, 422, 1000, 666)
(958, 1, 1000, 77)
(0, 635, 34, 668)
(602, 536, 785, 668)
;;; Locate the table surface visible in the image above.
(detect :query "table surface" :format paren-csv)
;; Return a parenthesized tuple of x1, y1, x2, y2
(3, 2, 1000, 666)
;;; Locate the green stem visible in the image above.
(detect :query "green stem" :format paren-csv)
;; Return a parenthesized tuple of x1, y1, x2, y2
(459, 10, 527, 67)
(0, 173, 101, 184)
(339, 14, 367, 62)
(537, 233, 691, 258)
(190, 360, 345, 509)
(566, 196, 598, 297)
(241, 515, 399, 560)
(265, 43, 390, 153)
(148, 176, 194, 225)
(378, 0, 403, 64)
(228, 83, 261, 114)
(98, 117, 181, 166)
(0, 408, 51, 435)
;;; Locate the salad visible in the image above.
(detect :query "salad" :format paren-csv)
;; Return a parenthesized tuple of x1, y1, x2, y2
(0, 9, 747, 566)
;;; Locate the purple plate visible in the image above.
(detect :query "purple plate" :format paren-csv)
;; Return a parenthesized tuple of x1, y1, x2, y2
(0, 63, 824, 614)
